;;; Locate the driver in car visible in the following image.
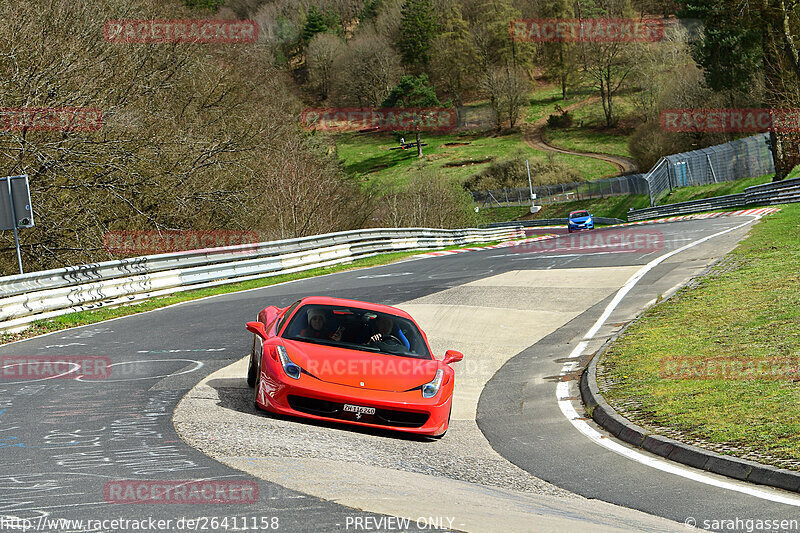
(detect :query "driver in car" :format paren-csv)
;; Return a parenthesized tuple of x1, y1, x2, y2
(368, 315, 410, 349)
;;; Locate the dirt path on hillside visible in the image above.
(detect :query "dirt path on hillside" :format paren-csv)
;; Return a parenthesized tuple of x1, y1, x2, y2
(523, 96, 640, 175)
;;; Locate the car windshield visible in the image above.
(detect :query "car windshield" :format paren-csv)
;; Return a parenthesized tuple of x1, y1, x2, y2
(282, 304, 432, 359)
(571, 211, 590, 218)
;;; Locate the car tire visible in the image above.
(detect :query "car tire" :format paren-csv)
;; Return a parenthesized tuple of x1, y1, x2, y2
(253, 357, 262, 410)
(246, 334, 258, 387)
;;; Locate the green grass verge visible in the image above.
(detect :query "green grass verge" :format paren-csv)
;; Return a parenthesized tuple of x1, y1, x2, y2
(658, 168, 800, 205)
(475, 206, 531, 225)
(598, 203, 800, 467)
(659, 175, 774, 204)
(568, 92, 638, 126)
(0, 240, 521, 346)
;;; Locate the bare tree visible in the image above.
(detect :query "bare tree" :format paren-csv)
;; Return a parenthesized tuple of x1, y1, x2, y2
(583, 40, 635, 127)
(580, 0, 638, 127)
(330, 31, 402, 107)
(307, 33, 345, 101)
(377, 168, 474, 229)
(629, 26, 695, 123)
(0, 0, 368, 274)
(469, 0, 532, 130)
(258, 137, 372, 239)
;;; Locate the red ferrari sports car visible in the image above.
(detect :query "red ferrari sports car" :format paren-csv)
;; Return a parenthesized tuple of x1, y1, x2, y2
(246, 296, 463, 437)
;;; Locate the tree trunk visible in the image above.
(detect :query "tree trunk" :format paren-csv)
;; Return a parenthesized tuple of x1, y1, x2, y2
(416, 131, 422, 158)
(770, 131, 788, 181)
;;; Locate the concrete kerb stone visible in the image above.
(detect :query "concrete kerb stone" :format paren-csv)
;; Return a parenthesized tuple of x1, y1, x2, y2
(582, 351, 648, 448)
(578, 291, 800, 495)
(748, 465, 800, 493)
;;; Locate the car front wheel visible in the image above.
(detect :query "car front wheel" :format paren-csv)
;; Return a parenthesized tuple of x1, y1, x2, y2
(246, 335, 258, 387)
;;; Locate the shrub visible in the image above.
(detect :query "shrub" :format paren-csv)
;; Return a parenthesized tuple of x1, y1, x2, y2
(463, 153, 582, 190)
(546, 110, 573, 129)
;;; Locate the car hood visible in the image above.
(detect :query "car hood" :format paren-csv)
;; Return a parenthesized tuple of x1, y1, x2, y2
(569, 216, 592, 223)
(283, 339, 440, 392)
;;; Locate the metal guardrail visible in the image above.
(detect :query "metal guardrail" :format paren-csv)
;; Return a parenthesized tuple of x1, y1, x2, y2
(0, 226, 524, 332)
(627, 178, 800, 221)
(744, 176, 800, 205)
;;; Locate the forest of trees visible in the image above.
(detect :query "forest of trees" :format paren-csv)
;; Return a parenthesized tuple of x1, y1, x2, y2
(1, 0, 798, 274)
(252, 0, 798, 172)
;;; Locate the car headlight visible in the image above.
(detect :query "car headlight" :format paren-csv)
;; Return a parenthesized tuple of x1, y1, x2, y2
(276, 345, 301, 380)
(422, 369, 444, 398)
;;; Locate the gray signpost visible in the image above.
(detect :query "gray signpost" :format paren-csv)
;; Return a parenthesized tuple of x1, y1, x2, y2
(526, 160, 541, 214)
(0, 175, 34, 274)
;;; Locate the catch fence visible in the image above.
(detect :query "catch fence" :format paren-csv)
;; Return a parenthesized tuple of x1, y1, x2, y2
(644, 134, 774, 205)
(472, 174, 649, 208)
(471, 134, 774, 209)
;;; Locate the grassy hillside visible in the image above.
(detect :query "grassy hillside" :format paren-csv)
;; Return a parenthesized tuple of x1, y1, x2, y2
(659, 174, 780, 204)
(524, 85, 595, 123)
(336, 129, 617, 190)
(336, 83, 640, 192)
(541, 92, 638, 159)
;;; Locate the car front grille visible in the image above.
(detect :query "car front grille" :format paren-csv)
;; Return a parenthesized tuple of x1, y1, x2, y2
(287, 395, 429, 428)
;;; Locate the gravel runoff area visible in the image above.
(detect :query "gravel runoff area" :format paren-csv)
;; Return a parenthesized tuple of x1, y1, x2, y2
(175, 375, 568, 496)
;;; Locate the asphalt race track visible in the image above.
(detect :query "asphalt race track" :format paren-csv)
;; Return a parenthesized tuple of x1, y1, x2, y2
(1, 215, 797, 533)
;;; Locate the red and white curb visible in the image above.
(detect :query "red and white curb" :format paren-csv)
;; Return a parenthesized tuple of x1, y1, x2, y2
(618, 207, 781, 226)
(415, 235, 557, 258)
(413, 208, 781, 259)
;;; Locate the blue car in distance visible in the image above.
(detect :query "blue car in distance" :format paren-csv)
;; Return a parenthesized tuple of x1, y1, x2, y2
(567, 210, 594, 233)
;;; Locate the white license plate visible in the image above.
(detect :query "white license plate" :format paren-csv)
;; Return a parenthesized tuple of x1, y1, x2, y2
(343, 404, 375, 415)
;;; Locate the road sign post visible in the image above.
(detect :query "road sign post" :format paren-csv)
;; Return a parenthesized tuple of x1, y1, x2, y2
(0, 175, 34, 274)
(526, 160, 542, 214)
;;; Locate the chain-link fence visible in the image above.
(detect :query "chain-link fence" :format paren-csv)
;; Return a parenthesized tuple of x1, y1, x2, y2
(645, 133, 774, 206)
(471, 173, 649, 208)
(471, 133, 774, 209)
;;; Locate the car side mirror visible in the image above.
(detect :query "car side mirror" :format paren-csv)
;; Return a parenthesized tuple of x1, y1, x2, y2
(246, 321, 268, 340)
(443, 350, 464, 365)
